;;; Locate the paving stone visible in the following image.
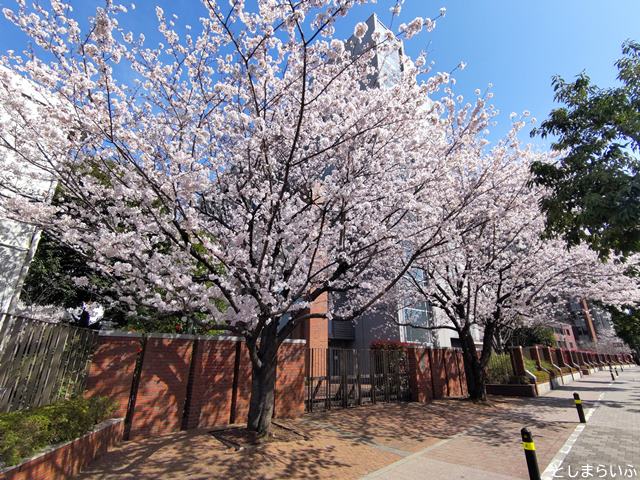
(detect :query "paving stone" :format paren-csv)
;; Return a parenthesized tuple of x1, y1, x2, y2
(78, 366, 640, 479)
(548, 369, 640, 480)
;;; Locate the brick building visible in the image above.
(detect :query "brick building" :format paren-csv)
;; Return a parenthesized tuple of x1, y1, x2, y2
(553, 323, 578, 350)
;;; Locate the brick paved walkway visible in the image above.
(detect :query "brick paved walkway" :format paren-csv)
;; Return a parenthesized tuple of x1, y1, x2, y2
(78, 366, 639, 479)
(364, 366, 640, 480)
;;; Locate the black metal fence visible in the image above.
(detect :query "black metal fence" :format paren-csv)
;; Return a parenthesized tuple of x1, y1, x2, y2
(486, 351, 515, 384)
(0, 315, 98, 412)
(305, 347, 410, 412)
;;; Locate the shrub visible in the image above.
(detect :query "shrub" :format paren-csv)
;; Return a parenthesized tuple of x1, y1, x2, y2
(539, 359, 559, 375)
(370, 340, 414, 350)
(486, 353, 513, 384)
(0, 396, 115, 468)
(523, 358, 551, 383)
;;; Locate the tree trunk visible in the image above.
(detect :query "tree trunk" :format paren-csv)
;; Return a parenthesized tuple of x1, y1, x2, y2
(246, 323, 278, 441)
(247, 354, 277, 440)
(460, 329, 487, 401)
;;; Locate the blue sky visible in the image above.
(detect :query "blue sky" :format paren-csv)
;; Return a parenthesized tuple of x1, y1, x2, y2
(0, 0, 638, 147)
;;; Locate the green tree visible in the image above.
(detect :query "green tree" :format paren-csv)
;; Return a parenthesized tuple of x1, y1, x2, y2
(531, 40, 640, 259)
(509, 325, 557, 348)
(21, 232, 103, 308)
(22, 233, 224, 334)
(606, 305, 640, 356)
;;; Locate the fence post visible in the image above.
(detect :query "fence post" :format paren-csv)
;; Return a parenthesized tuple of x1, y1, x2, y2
(325, 348, 331, 410)
(370, 349, 377, 405)
(511, 346, 526, 376)
(355, 349, 362, 406)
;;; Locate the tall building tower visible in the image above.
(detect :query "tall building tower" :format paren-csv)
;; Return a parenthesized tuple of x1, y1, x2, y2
(345, 13, 405, 89)
(344, 15, 446, 347)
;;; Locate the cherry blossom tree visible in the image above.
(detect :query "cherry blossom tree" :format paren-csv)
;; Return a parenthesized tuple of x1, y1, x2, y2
(393, 128, 640, 400)
(0, 0, 489, 436)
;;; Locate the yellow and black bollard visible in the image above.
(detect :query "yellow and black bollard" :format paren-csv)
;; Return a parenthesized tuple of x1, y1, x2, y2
(521, 428, 541, 480)
(610, 366, 615, 381)
(573, 393, 586, 423)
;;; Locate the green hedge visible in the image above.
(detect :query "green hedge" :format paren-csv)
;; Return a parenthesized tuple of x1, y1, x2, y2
(0, 396, 115, 468)
(524, 358, 551, 383)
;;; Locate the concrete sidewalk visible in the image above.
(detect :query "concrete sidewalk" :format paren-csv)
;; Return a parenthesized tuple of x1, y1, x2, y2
(363, 366, 640, 480)
(542, 366, 640, 479)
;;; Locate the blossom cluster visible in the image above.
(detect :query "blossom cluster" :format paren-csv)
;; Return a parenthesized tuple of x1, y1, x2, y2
(0, 0, 636, 348)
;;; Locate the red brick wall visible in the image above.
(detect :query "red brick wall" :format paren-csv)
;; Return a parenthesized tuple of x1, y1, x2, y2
(184, 338, 237, 429)
(84, 334, 141, 419)
(85, 334, 307, 438)
(233, 341, 253, 424)
(578, 351, 588, 365)
(529, 346, 542, 366)
(0, 419, 123, 480)
(430, 349, 448, 399)
(444, 350, 463, 397)
(407, 348, 466, 401)
(541, 347, 554, 365)
(455, 350, 467, 396)
(128, 336, 194, 439)
(555, 348, 567, 367)
(305, 293, 329, 350)
(511, 347, 526, 376)
(407, 347, 433, 403)
(275, 342, 306, 418)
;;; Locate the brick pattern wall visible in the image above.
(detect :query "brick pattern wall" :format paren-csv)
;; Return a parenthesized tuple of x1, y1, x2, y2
(456, 350, 468, 396)
(430, 349, 448, 398)
(84, 334, 141, 419)
(232, 342, 253, 424)
(183, 339, 237, 429)
(0, 419, 123, 480)
(511, 346, 526, 376)
(554, 348, 567, 367)
(445, 349, 466, 397)
(578, 351, 588, 366)
(84, 334, 307, 439)
(275, 343, 306, 418)
(407, 347, 433, 403)
(506, 347, 633, 380)
(128, 337, 194, 439)
(541, 347, 555, 365)
(407, 347, 466, 401)
(305, 293, 329, 350)
(573, 350, 583, 366)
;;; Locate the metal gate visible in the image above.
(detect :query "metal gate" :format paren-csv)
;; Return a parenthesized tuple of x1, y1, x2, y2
(305, 348, 410, 412)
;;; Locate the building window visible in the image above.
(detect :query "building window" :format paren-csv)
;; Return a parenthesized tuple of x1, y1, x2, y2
(401, 301, 434, 344)
(398, 267, 434, 345)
